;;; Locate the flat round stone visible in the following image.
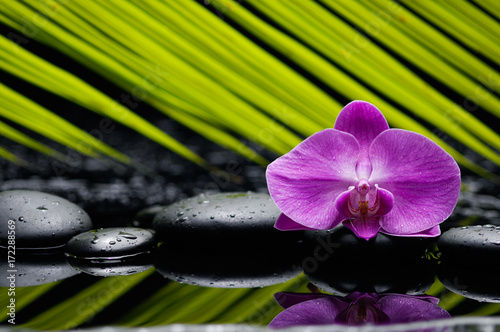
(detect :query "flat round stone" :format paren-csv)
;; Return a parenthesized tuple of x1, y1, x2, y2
(152, 192, 301, 247)
(65, 227, 155, 259)
(438, 225, 500, 264)
(0, 190, 93, 249)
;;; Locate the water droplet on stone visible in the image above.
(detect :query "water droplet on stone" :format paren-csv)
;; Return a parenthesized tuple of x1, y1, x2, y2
(37, 206, 48, 211)
(177, 211, 184, 217)
(118, 231, 137, 240)
(229, 214, 236, 218)
(18, 216, 24, 222)
(109, 241, 116, 245)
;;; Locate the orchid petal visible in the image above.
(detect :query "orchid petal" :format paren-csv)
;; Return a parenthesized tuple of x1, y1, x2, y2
(269, 298, 342, 328)
(274, 213, 317, 231)
(334, 101, 389, 179)
(335, 294, 390, 325)
(342, 216, 381, 240)
(379, 294, 451, 323)
(333, 188, 354, 219)
(369, 129, 461, 236)
(267, 129, 359, 230)
(374, 185, 394, 216)
(382, 224, 441, 238)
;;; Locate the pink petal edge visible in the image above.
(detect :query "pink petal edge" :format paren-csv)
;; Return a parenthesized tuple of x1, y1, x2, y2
(334, 101, 389, 179)
(266, 129, 359, 230)
(274, 213, 317, 231)
(343, 216, 381, 241)
(369, 129, 460, 235)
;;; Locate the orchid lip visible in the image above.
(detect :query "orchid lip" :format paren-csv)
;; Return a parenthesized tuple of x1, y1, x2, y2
(348, 180, 381, 219)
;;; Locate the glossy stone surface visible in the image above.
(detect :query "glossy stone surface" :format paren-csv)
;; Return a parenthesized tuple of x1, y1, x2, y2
(438, 225, 500, 264)
(65, 227, 155, 259)
(152, 192, 301, 247)
(0, 190, 92, 249)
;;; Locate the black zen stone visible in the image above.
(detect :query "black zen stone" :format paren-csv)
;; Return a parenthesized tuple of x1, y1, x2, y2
(152, 192, 302, 248)
(0, 190, 92, 249)
(438, 225, 500, 264)
(65, 227, 155, 259)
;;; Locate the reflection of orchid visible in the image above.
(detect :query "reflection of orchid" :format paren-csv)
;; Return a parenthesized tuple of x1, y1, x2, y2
(267, 101, 461, 240)
(269, 292, 450, 328)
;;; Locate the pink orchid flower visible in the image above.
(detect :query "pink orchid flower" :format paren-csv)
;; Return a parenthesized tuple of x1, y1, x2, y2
(266, 101, 461, 240)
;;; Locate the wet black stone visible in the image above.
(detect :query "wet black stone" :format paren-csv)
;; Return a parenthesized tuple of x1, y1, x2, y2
(438, 225, 500, 264)
(0, 251, 80, 287)
(304, 226, 435, 263)
(155, 244, 302, 288)
(152, 192, 302, 248)
(0, 190, 93, 249)
(65, 227, 155, 259)
(66, 253, 154, 277)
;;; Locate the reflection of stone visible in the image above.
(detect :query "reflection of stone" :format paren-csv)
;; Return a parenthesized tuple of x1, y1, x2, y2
(437, 261, 500, 303)
(305, 257, 434, 296)
(269, 292, 450, 328)
(0, 190, 93, 249)
(66, 253, 153, 277)
(0, 250, 79, 287)
(155, 244, 302, 288)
